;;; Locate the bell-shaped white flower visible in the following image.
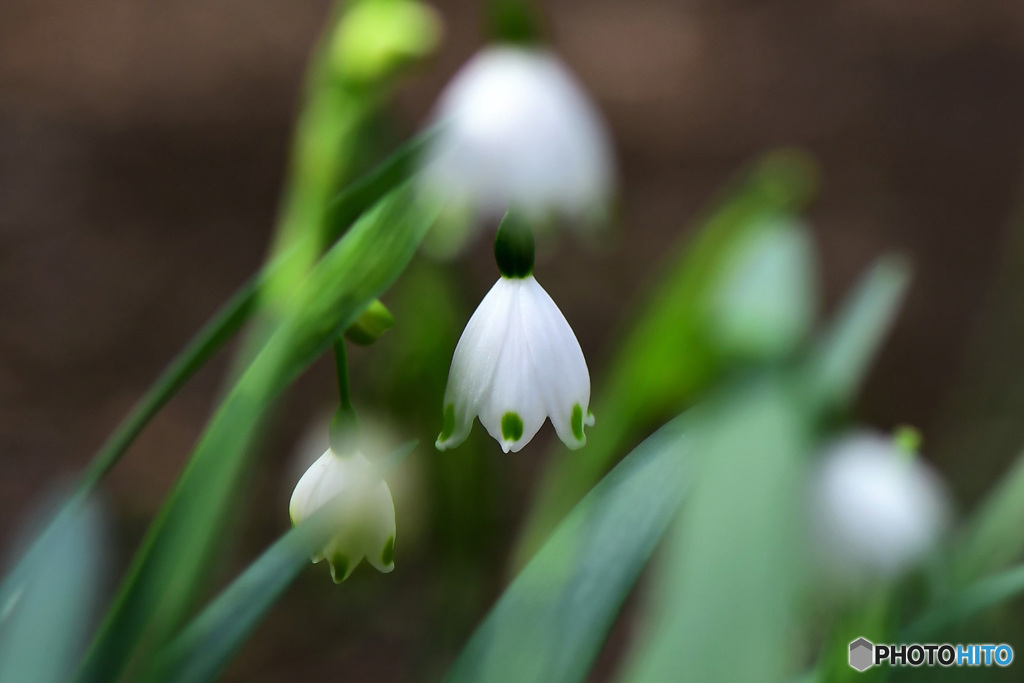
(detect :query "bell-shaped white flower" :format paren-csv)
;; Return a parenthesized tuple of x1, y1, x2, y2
(289, 449, 396, 583)
(810, 432, 951, 588)
(436, 273, 594, 453)
(420, 46, 615, 235)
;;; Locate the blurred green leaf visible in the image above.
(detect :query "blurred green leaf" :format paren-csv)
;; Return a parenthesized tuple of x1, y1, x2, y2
(801, 255, 911, 413)
(77, 130, 429, 494)
(620, 376, 811, 683)
(0, 497, 106, 683)
(515, 149, 818, 567)
(903, 562, 1024, 642)
(952, 447, 1024, 585)
(77, 187, 435, 683)
(444, 414, 691, 683)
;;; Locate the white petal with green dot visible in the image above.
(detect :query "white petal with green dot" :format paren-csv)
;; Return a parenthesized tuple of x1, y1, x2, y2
(437, 275, 592, 453)
(288, 449, 396, 583)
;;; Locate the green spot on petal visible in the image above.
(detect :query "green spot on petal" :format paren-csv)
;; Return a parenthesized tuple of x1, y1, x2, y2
(440, 403, 455, 441)
(501, 412, 524, 441)
(571, 403, 585, 441)
(329, 555, 350, 584)
(381, 536, 395, 566)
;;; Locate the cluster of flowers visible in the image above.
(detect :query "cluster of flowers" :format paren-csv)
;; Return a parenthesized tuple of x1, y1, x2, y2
(289, 43, 612, 582)
(288, 42, 952, 590)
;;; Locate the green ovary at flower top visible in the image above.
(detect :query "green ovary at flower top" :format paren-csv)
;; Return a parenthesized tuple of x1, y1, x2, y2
(289, 448, 396, 583)
(437, 214, 594, 454)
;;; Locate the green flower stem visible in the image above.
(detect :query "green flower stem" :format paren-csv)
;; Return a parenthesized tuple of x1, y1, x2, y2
(334, 339, 353, 414)
(262, 0, 439, 311)
(488, 0, 543, 44)
(329, 339, 360, 456)
(77, 185, 435, 683)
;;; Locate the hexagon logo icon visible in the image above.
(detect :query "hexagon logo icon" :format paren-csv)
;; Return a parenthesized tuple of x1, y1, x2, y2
(849, 638, 874, 672)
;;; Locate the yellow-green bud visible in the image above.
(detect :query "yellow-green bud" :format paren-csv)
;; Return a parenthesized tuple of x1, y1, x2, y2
(345, 299, 396, 345)
(330, 0, 442, 85)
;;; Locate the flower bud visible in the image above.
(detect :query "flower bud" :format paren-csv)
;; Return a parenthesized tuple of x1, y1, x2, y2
(329, 0, 442, 85)
(345, 300, 396, 346)
(289, 449, 396, 583)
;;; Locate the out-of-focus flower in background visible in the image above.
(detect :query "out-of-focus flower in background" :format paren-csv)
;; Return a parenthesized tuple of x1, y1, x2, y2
(810, 431, 951, 590)
(419, 46, 615, 255)
(289, 449, 396, 583)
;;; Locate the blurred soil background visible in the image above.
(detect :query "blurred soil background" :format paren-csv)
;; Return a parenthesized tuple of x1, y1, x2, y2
(5, 0, 1024, 680)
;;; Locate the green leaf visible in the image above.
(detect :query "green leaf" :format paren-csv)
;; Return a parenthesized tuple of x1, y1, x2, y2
(952, 447, 1024, 584)
(515, 149, 818, 567)
(77, 130, 429, 494)
(801, 254, 910, 412)
(0, 496, 106, 683)
(902, 562, 1024, 642)
(0, 136, 426, 676)
(77, 186, 435, 683)
(444, 415, 691, 683)
(620, 376, 811, 683)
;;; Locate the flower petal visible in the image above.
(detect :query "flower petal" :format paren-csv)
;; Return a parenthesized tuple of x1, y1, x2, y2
(477, 280, 548, 452)
(436, 278, 515, 450)
(518, 276, 592, 448)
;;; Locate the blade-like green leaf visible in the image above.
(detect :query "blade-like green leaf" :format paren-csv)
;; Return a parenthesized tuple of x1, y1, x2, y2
(902, 562, 1024, 642)
(801, 254, 910, 412)
(952, 447, 1024, 585)
(444, 415, 691, 683)
(0, 497, 106, 683)
(0, 136, 427, 672)
(77, 130, 429, 494)
(78, 186, 435, 683)
(515, 149, 818, 567)
(620, 376, 811, 683)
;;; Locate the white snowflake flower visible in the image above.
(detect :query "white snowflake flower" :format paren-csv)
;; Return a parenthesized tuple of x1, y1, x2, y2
(289, 449, 396, 583)
(436, 273, 593, 453)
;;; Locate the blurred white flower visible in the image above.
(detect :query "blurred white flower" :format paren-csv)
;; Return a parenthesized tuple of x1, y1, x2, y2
(810, 432, 950, 587)
(436, 274, 593, 453)
(420, 46, 615, 245)
(289, 449, 396, 583)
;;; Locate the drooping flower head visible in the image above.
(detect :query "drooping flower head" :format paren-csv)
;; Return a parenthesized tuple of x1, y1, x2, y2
(289, 448, 396, 583)
(810, 431, 951, 589)
(436, 213, 593, 453)
(420, 46, 615, 253)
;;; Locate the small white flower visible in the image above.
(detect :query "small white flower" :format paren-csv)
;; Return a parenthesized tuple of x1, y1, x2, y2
(289, 449, 396, 583)
(810, 432, 950, 587)
(420, 46, 615, 233)
(436, 274, 593, 453)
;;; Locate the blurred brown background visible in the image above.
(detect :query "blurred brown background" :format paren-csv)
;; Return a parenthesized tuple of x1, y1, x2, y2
(5, 0, 1024, 680)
